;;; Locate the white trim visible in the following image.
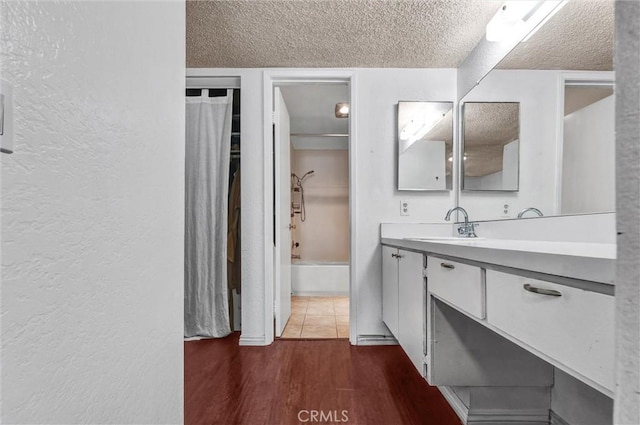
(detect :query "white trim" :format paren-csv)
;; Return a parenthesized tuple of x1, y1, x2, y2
(549, 410, 570, 425)
(263, 71, 275, 345)
(355, 335, 398, 345)
(467, 409, 550, 424)
(263, 69, 358, 345)
(186, 76, 240, 89)
(438, 386, 469, 423)
(553, 71, 615, 215)
(239, 335, 268, 346)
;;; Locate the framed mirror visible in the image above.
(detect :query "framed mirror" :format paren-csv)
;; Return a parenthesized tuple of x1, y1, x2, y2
(462, 102, 520, 191)
(397, 101, 453, 191)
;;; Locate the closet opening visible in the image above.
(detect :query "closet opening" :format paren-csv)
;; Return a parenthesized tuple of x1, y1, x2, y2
(272, 82, 351, 340)
(184, 86, 241, 339)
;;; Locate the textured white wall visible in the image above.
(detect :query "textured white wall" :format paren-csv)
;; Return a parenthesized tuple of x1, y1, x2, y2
(614, 1, 640, 423)
(1, 2, 185, 423)
(460, 70, 560, 220)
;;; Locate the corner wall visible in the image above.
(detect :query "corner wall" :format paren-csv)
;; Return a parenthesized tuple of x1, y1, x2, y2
(1, 2, 185, 423)
(615, 0, 640, 423)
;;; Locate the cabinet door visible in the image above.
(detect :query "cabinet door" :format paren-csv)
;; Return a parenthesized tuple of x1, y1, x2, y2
(382, 246, 399, 338)
(486, 270, 615, 393)
(398, 250, 426, 375)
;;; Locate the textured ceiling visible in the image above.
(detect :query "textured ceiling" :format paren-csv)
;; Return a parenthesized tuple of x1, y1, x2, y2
(463, 102, 519, 177)
(187, 0, 503, 68)
(497, 0, 614, 70)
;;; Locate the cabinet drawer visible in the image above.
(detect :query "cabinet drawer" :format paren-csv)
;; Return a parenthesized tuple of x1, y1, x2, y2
(427, 257, 485, 319)
(486, 270, 614, 392)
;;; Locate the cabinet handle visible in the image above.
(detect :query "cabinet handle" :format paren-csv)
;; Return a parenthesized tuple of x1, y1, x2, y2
(391, 253, 397, 258)
(440, 262, 455, 270)
(523, 284, 562, 297)
(396, 254, 404, 259)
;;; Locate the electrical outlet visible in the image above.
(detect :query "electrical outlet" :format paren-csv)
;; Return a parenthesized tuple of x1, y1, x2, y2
(400, 200, 410, 216)
(502, 202, 510, 217)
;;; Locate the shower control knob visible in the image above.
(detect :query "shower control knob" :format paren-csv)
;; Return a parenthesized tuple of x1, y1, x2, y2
(288, 224, 296, 230)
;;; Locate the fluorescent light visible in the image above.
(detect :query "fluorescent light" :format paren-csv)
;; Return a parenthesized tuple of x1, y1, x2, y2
(522, 0, 567, 42)
(335, 102, 349, 118)
(486, 1, 541, 42)
(399, 112, 446, 145)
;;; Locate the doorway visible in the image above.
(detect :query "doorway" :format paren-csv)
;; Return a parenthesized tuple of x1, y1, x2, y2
(272, 81, 352, 340)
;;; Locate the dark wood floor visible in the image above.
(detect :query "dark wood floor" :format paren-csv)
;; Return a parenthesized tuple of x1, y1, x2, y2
(185, 333, 461, 425)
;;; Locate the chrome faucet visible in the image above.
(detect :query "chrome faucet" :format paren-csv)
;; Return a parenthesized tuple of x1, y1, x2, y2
(444, 207, 478, 238)
(517, 207, 544, 218)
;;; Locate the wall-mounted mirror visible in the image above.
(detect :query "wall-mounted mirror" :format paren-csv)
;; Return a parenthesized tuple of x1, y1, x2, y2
(456, 0, 614, 220)
(462, 102, 520, 191)
(397, 101, 453, 191)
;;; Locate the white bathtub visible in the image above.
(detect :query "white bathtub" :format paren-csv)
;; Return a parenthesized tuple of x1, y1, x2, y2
(291, 261, 349, 296)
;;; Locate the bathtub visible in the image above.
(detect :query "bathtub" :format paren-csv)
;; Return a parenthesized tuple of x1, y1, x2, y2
(291, 261, 349, 296)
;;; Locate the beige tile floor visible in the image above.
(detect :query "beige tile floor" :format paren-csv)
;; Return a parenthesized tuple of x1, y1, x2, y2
(281, 296, 349, 339)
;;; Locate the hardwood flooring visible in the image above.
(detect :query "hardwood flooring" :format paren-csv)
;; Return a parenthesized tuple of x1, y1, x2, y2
(185, 333, 461, 425)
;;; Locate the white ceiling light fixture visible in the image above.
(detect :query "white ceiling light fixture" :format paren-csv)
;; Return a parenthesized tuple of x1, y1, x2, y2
(485, 0, 566, 43)
(335, 102, 349, 118)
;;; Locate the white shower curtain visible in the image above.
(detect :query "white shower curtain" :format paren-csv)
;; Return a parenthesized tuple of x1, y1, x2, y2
(184, 89, 233, 338)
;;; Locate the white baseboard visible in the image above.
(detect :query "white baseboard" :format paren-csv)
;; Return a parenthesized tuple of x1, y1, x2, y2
(439, 386, 469, 423)
(292, 291, 349, 297)
(239, 335, 267, 346)
(549, 410, 569, 425)
(355, 334, 398, 345)
(467, 409, 549, 424)
(438, 386, 550, 424)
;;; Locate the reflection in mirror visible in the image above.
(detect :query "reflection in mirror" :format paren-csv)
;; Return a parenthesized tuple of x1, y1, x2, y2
(462, 102, 519, 191)
(456, 0, 613, 220)
(561, 83, 615, 214)
(397, 101, 453, 191)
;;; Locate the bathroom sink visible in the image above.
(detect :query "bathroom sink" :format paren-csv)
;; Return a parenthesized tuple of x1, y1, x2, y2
(404, 236, 486, 242)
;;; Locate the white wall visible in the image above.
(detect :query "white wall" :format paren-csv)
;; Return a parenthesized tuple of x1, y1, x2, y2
(562, 95, 615, 214)
(398, 140, 447, 190)
(465, 171, 503, 190)
(614, 1, 640, 423)
(355, 69, 456, 337)
(292, 149, 349, 262)
(503, 139, 519, 190)
(1, 2, 184, 423)
(460, 70, 560, 220)
(551, 369, 613, 425)
(188, 68, 457, 344)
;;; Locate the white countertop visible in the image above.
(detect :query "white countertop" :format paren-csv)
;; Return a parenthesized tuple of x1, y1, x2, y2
(381, 237, 616, 285)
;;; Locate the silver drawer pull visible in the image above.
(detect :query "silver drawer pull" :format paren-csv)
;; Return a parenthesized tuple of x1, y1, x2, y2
(523, 284, 562, 297)
(440, 262, 455, 270)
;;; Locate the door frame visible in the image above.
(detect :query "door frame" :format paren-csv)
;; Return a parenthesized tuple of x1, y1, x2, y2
(553, 71, 615, 214)
(263, 69, 358, 345)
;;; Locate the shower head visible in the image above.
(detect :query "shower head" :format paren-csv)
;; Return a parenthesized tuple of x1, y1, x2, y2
(301, 170, 315, 180)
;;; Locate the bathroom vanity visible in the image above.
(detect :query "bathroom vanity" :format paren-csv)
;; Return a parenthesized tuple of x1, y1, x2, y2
(380, 215, 616, 424)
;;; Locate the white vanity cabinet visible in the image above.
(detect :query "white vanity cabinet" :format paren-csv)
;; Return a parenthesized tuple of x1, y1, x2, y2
(382, 246, 426, 375)
(427, 257, 485, 320)
(486, 270, 615, 393)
